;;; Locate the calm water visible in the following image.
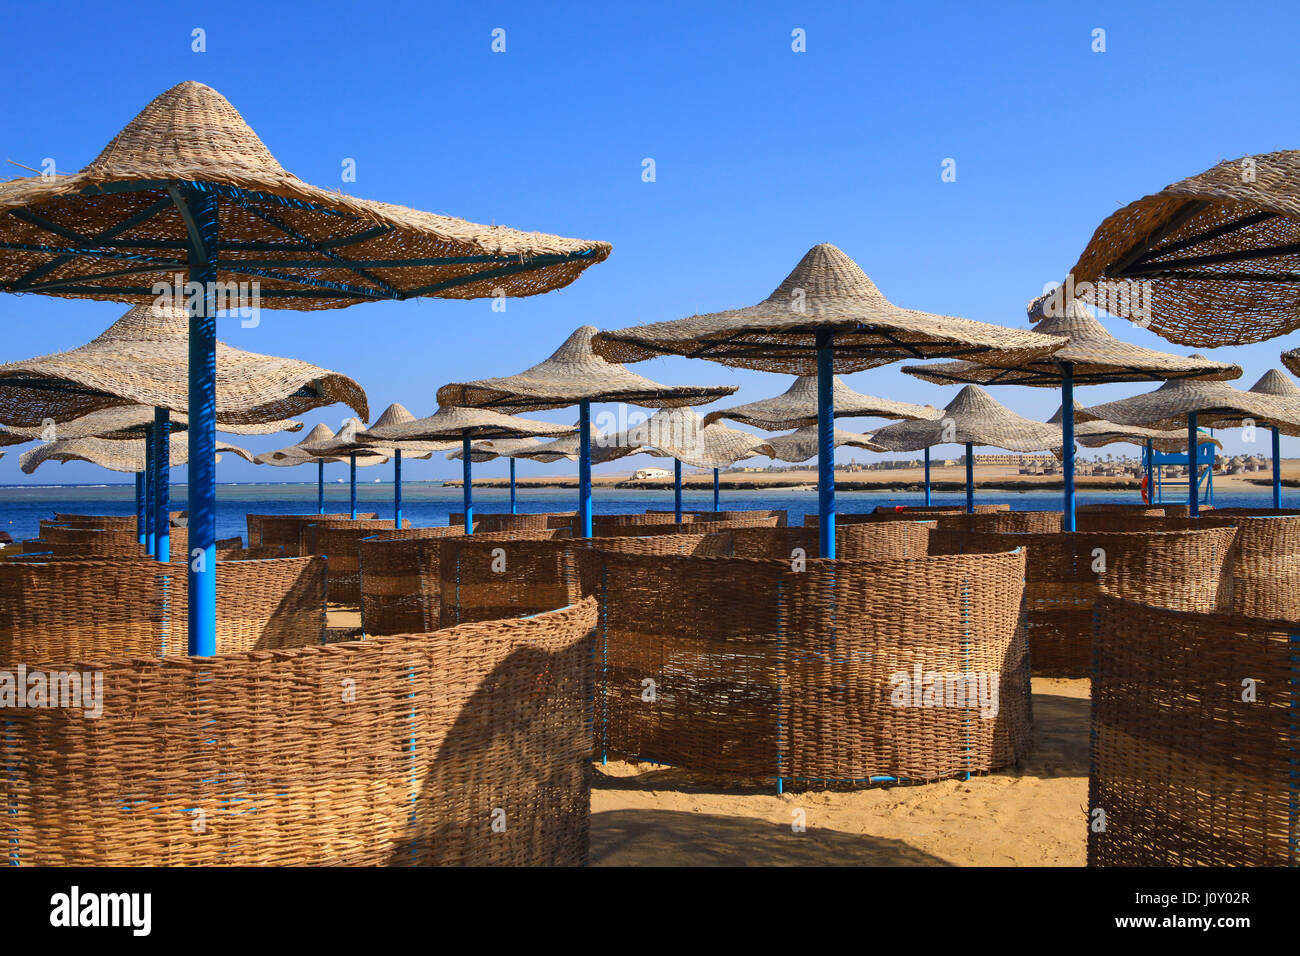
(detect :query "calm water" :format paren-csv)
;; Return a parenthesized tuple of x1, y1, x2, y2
(1, 481, 1292, 545)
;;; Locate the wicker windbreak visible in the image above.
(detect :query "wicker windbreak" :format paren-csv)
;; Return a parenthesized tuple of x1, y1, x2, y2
(301, 520, 412, 604)
(438, 538, 582, 627)
(932, 527, 1236, 677)
(32, 526, 243, 562)
(585, 549, 1032, 785)
(0, 598, 597, 866)
(1089, 595, 1299, 866)
(726, 523, 933, 561)
(248, 513, 378, 555)
(0, 556, 325, 665)
(1217, 515, 1300, 619)
(933, 511, 1064, 535)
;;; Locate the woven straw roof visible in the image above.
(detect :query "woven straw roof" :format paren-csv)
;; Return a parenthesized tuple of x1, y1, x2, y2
(296, 415, 436, 460)
(1046, 403, 1222, 455)
(0, 404, 301, 444)
(1062, 150, 1300, 348)
(0, 82, 610, 309)
(447, 437, 568, 464)
(629, 408, 774, 469)
(20, 434, 254, 474)
(1081, 357, 1300, 436)
(1251, 367, 1300, 399)
(591, 244, 1067, 374)
(0, 303, 367, 427)
(364, 405, 575, 443)
(871, 386, 1063, 453)
(455, 425, 617, 463)
(437, 326, 735, 412)
(1281, 350, 1300, 379)
(354, 404, 455, 454)
(765, 426, 885, 463)
(255, 423, 386, 466)
(904, 293, 1241, 387)
(701, 374, 940, 429)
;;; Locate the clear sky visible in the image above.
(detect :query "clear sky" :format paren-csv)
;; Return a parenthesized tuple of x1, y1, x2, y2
(3, 0, 1299, 484)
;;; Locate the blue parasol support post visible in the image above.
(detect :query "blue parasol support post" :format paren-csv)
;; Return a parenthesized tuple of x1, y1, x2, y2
(1145, 439, 1153, 497)
(393, 449, 403, 528)
(1061, 364, 1076, 532)
(1188, 412, 1199, 518)
(349, 453, 357, 519)
(317, 459, 325, 515)
(134, 471, 146, 547)
(816, 331, 836, 559)
(579, 400, 592, 537)
(509, 457, 517, 514)
(713, 468, 720, 512)
(462, 435, 474, 534)
(153, 407, 170, 563)
(1273, 426, 1282, 509)
(177, 185, 219, 658)
(923, 447, 932, 506)
(965, 443, 975, 514)
(674, 459, 683, 523)
(143, 426, 155, 556)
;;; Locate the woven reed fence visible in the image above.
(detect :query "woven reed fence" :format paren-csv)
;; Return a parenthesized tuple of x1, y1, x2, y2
(933, 528, 1236, 676)
(591, 513, 707, 528)
(247, 514, 378, 555)
(0, 598, 596, 866)
(1089, 594, 1299, 866)
(804, 505, 1006, 527)
(438, 538, 582, 627)
(934, 511, 1063, 535)
(448, 512, 575, 533)
(591, 517, 780, 537)
(0, 556, 326, 665)
(1218, 515, 1300, 619)
(1073, 509, 1167, 532)
(300, 520, 411, 604)
(33, 526, 243, 561)
(648, 509, 789, 526)
(358, 528, 570, 636)
(583, 549, 1032, 787)
(727, 522, 933, 561)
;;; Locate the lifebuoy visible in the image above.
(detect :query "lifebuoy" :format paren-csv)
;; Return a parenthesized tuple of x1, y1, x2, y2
(1139, 474, 1150, 505)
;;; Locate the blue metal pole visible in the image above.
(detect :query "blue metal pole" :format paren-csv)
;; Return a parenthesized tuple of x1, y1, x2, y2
(134, 471, 146, 547)
(154, 407, 170, 563)
(674, 459, 683, 523)
(181, 186, 219, 657)
(1061, 366, 1076, 532)
(1273, 426, 1282, 509)
(349, 453, 357, 519)
(509, 457, 517, 514)
(1188, 412, 1199, 518)
(462, 435, 474, 534)
(816, 331, 835, 559)
(1145, 439, 1153, 499)
(965, 443, 975, 514)
(317, 459, 325, 515)
(924, 447, 932, 506)
(394, 449, 402, 528)
(579, 400, 592, 537)
(713, 468, 720, 512)
(143, 426, 155, 556)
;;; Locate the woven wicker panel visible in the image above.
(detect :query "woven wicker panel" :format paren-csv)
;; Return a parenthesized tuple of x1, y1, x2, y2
(249, 514, 377, 555)
(0, 556, 325, 665)
(727, 523, 933, 561)
(1073, 509, 1167, 532)
(934, 511, 1063, 534)
(592, 513, 705, 527)
(933, 528, 1236, 676)
(0, 598, 596, 866)
(591, 517, 779, 538)
(358, 528, 568, 636)
(48, 514, 138, 529)
(35, 527, 242, 562)
(1089, 595, 1298, 866)
(438, 539, 582, 628)
(302, 521, 411, 604)
(648, 510, 789, 527)
(585, 550, 1031, 785)
(448, 513, 575, 533)
(1220, 515, 1300, 618)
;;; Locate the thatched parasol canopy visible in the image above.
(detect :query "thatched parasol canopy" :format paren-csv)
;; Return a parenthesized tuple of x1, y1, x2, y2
(0, 81, 611, 309)
(0, 404, 301, 444)
(20, 434, 254, 474)
(1046, 403, 1222, 456)
(255, 423, 385, 466)
(364, 405, 575, 443)
(702, 374, 939, 429)
(627, 408, 774, 469)
(0, 303, 367, 427)
(765, 426, 885, 463)
(872, 386, 1063, 453)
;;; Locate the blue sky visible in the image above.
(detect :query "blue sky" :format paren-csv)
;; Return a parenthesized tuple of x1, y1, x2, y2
(3, 0, 1300, 483)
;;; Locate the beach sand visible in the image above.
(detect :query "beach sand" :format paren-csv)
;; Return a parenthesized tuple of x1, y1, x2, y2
(590, 677, 1089, 866)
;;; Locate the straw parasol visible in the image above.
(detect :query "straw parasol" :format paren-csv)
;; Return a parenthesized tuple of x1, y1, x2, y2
(435, 325, 736, 535)
(446, 428, 596, 514)
(701, 374, 940, 428)
(1058, 150, 1300, 348)
(1047, 403, 1222, 465)
(353, 403, 454, 525)
(364, 406, 574, 531)
(20, 434, 254, 474)
(872, 386, 1063, 511)
(765, 426, 885, 463)
(592, 243, 1067, 553)
(1081, 359, 1300, 514)
(255, 423, 386, 516)
(0, 80, 610, 655)
(0, 404, 302, 443)
(1281, 349, 1300, 379)
(1246, 368, 1300, 506)
(902, 293, 1241, 525)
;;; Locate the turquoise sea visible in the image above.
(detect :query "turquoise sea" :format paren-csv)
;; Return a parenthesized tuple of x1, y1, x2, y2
(1, 481, 1293, 545)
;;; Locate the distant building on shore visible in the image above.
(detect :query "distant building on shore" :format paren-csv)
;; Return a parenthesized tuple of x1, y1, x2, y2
(632, 467, 672, 480)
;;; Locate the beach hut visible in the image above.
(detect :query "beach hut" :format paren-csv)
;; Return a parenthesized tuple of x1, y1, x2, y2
(0, 80, 609, 654)
(1059, 150, 1300, 348)
(902, 293, 1238, 528)
(871, 386, 1063, 512)
(1082, 362, 1300, 515)
(363, 406, 573, 532)
(592, 243, 1065, 556)
(435, 326, 733, 536)
(703, 373, 939, 502)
